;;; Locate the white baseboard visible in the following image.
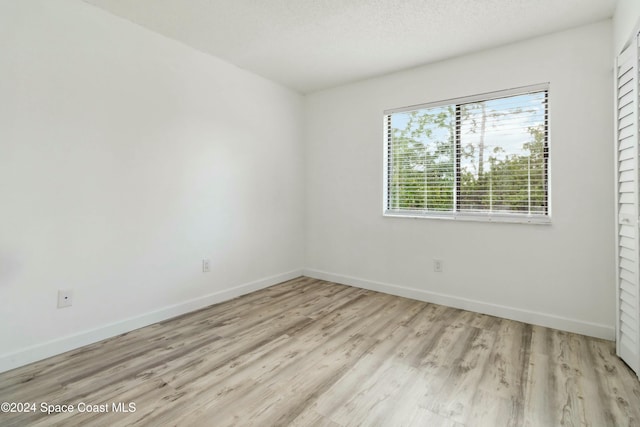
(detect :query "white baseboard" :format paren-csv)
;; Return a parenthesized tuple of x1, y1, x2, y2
(1, 268, 614, 374)
(0, 269, 303, 374)
(303, 268, 615, 340)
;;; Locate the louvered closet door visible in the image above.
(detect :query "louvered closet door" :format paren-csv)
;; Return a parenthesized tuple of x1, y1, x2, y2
(616, 36, 640, 376)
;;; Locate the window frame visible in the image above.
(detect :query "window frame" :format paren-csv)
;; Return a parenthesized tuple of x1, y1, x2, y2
(383, 83, 551, 224)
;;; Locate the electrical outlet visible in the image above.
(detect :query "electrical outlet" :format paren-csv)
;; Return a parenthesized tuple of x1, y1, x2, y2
(202, 259, 211, 273)
(57, 290, 73, 308)
(433, 259, 443, 273)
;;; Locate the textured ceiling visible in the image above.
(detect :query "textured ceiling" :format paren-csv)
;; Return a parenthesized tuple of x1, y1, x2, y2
(83, 0, 617, 93)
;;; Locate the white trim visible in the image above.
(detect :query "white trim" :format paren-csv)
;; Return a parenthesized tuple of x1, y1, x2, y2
(614, 52, 622, 360)
(303, 268, 614, 340)
(383, 210, 551, 225)
(383, 82, 549, 115)
(0, 269, 303, 374)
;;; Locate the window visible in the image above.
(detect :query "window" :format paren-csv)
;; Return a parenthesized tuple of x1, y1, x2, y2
(384, 84, 549, 223)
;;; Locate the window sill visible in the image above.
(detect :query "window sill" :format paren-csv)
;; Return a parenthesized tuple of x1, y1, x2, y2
(383, 210, 552, 225)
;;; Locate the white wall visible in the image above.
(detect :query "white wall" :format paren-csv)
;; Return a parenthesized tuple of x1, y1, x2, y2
(304, 20, 615, 338)
(0, 1, 619, 374)
(613, 0, 640, 54)
(0, 0, 304, 372)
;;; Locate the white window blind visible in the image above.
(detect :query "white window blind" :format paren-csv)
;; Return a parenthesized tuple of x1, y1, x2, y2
(384, 84, 549, 222)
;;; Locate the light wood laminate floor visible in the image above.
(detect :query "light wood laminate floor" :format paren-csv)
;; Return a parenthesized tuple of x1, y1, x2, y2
(1, 277, 639, 426)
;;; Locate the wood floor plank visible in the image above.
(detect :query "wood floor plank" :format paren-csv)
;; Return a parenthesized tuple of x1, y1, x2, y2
(1, 277, 639, 427)
(209, 334, 378, 426)
(289, 408, 343, 427)
(467, 319, 532, 427)
(336, 361, 419, 426)
(427, 327, 498, 423)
